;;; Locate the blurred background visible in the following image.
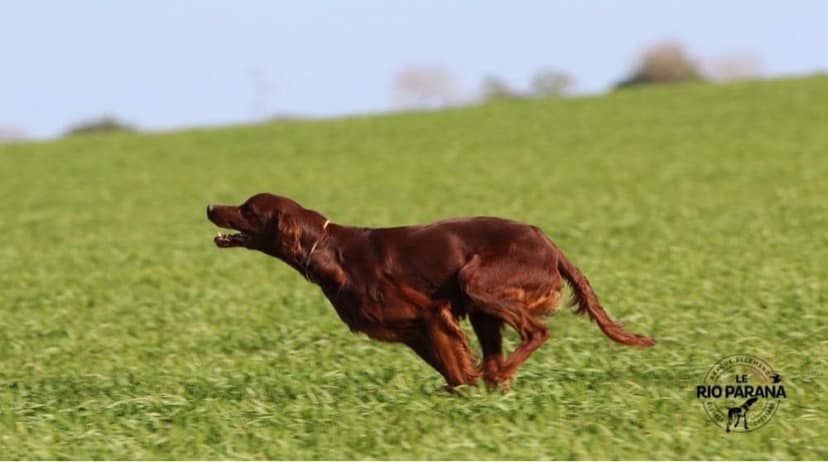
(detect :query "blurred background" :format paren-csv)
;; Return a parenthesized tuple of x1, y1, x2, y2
(1, 0, 826, 141)
(2, 2, 827, 458)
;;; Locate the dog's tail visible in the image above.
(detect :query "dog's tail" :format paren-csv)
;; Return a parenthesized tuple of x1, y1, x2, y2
(555, 244, 655, 347)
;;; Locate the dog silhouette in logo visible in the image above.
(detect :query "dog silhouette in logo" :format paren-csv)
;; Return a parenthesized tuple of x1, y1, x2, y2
(726, 396, 758, 432)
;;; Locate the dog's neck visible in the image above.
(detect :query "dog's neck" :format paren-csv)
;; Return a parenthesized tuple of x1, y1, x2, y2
(301, 219, 330, 280)
(279, 214, 348, 290)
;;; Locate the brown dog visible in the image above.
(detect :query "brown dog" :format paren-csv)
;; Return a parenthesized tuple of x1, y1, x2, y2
(207, 193, 654, 388)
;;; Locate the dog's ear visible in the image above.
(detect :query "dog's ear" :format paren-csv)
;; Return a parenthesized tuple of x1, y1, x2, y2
(275, 210, 302, 256)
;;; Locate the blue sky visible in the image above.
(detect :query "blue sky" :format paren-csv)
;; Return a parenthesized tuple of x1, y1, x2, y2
(1, 0, 826, 138)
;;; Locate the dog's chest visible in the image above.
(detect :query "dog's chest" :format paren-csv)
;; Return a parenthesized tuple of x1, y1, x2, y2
(321, 284, 420, 341)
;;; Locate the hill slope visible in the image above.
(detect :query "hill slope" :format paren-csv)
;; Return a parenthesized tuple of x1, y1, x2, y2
(1, 76, 826, 459)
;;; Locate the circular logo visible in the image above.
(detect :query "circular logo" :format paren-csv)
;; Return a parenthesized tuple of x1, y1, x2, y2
(696, 354, 786, 433)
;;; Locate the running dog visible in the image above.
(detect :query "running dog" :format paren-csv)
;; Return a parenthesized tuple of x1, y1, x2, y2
(207, 193, 655, 388)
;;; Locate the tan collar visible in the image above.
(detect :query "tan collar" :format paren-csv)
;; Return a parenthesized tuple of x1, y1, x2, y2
(303, 219, 330, 280)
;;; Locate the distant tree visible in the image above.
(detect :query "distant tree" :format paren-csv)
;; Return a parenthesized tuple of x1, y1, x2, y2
(530, 69, 574, 97)
(269, 113, 308, 122)
(703, 53, 763, 82)
(615, 41, 703, 89)
(391, 65, 459, 109)
(480, 76, 519, 101)
(0, 126, 28, 143)
(64, 116, 136, 137)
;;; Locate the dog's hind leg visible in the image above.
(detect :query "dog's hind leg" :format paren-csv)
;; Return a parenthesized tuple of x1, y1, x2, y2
(493, 314, 549, 382)
(469, 312, 506, 388)
(459, 255, 551, 383)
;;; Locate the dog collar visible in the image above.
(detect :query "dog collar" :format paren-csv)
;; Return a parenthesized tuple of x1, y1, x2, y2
(303, 219, 330, 280)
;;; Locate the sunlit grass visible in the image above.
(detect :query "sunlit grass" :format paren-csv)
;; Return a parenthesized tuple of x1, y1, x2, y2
(0, 76, 826, 459)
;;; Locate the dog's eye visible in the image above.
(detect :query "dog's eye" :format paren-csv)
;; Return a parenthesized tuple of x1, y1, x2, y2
(241, 205, 257, 221)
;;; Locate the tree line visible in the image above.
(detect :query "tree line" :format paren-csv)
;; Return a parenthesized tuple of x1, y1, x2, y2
(53, 41, 761, 138)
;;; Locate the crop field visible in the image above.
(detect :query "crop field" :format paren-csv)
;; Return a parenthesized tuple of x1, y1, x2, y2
(1, 76, 826, 459)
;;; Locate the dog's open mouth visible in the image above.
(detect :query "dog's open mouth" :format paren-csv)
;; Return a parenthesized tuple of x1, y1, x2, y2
(214, 229, 251, 248)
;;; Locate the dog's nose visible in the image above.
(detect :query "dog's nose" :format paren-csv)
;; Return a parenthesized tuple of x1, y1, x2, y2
(207, 204, 214, 216)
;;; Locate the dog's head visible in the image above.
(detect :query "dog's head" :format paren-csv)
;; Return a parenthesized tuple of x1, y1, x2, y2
(207, 193, 312, 257)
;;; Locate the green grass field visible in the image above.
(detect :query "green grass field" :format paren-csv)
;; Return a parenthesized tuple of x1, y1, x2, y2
(1, 76, 826, 459)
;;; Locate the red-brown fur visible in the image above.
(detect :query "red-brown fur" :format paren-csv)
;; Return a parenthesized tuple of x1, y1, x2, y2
(207, 193, 654, 388)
